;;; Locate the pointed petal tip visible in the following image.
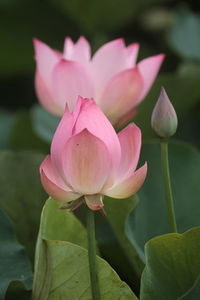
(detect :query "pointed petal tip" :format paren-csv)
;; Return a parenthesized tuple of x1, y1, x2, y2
(32, 37, 38, 45)
(160, 53, 165, 59)
(160, 86, 167, 97)
(119, 122, 142, 142)
(64, 36, 73, 43)
(32, 38, 44, 56)
(32, 37, 40, 46)
(118, 37, 125, 44)
(128, 42, 140, 49)
(134, 42, 140, 47)
(139, 52, 165, 65)
(111, 38, 125, 45)
(96, 38, 125, 52)
(32, 38, 46, 51)
(126, 123, 142, 143)
(155, 53, 165, 63)
(137, 53, 165, 101)
(126, 122, 141, 131)
(78, 35, 89, 42)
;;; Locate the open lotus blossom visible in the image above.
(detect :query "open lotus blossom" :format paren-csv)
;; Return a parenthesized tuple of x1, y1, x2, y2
(33, 36, 164, 126)
(40, 96, 147, 210)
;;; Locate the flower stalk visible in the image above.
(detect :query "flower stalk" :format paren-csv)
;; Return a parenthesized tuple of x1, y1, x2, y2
(160, 140, 177, 233)
(86, 207, 100, 300)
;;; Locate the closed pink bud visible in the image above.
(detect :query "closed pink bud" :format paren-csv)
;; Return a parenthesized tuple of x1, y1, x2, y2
(151, 87, 178, 138)
(40, 96, 147, 210)
(33, 36, 164, 127)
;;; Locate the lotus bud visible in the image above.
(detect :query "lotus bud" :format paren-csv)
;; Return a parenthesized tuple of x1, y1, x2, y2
(151, 87, 178, 138)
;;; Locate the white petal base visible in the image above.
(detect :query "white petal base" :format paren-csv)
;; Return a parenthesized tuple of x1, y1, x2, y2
(84, 194, 104, 210)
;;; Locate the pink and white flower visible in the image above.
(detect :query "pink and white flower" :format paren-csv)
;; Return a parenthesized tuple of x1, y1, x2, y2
(34, 36, 164, 126)
(40, 96, 147, 210)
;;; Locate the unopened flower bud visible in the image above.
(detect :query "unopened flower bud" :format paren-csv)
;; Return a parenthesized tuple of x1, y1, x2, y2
(151, 87, 178, 138)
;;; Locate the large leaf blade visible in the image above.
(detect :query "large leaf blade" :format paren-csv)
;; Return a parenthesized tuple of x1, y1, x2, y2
(140, 227, 200, 300)
(32, 198, 138, 299)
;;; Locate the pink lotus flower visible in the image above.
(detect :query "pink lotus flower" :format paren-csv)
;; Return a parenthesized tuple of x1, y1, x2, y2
(40, 96, 147, 210)
(33, 36, 164, 126)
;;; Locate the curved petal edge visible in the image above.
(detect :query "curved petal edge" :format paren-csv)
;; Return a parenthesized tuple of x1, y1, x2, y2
(104, 163, 147, 199)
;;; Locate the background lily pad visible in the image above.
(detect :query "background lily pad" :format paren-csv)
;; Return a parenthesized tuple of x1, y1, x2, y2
(140, 227, 200, 300)
(0, 210, 32, 299)
(0, 151, 46, 260)
(126, 141, 200, 260)
(104, 196, 144, 277)
(168, 8, 200, 61)
(31, 105, 60, 143)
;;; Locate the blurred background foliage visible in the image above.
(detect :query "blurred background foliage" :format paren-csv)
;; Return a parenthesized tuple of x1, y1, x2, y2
(1, 0, 200, 151)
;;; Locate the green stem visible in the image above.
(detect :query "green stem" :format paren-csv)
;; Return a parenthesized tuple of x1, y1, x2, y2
(86, 208, 100, 300)
(160, 141, 178, 233)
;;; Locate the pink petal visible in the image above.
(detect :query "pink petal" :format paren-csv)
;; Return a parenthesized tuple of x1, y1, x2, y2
(33, 38, 61, 86)
(40, 156, 80, 202)
(73, 97, 121, 171)
(104, 163, 147, 198)
(73, 36, 91, 64)
(50, 104, 75, 174)
(116, 123, 142, 180)
(52, 59, 94, 111)
(50, 96, 89, 175)
(63, 129, 111, 195)
(126, 43, 140, 66)
(138, 54, 165, 101)
(92, 39, 130, 95)
(35, 71, 63, 116)
(99, 67, 143, 125)
(114, 107, 137, 128)
(63, 37, 74, 58)
(84, 194, 104, 210)
(64, 36, 91, 65)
